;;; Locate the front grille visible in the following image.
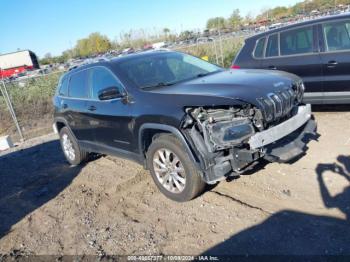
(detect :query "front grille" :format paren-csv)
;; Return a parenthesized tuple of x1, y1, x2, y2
(292, 81, 305, 103)
(258, 88, 297, 123)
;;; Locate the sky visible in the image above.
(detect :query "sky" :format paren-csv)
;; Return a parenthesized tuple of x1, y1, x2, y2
(0, 0, 300, 58)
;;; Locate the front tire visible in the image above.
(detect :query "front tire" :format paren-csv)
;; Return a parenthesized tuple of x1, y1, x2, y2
(146, 134, 206, 202)
(59, 127, 88, 166)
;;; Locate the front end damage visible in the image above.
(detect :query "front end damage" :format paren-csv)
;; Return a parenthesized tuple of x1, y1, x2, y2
(181, 102, 317, 184)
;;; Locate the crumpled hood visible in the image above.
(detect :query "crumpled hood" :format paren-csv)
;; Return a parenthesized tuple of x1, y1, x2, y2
(149, 69, 301, 107)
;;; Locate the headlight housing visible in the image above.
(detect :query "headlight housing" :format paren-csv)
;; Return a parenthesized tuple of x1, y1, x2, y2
(186, 106, 256, 152)
(208, 118, 255, 149)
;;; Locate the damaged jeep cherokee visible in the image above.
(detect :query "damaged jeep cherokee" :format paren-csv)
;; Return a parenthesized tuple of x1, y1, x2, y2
(53, 50, 317, 202)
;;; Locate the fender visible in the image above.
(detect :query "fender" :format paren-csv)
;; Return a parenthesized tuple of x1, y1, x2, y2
(138, 123, 199, 166)
(53, 117, 78, 142)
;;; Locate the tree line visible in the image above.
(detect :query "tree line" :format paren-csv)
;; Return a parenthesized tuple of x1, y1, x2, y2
(40, 0, 350, 65)
(40, 29, 178, 65)
(206, 0, 350, 31)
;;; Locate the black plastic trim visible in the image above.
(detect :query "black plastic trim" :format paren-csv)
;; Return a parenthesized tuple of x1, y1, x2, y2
(79, 141, 143, 164)
(138, 123, 199, 166)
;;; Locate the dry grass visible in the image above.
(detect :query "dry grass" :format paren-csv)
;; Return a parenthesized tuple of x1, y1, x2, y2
(175, 36, 245, 68)
(0, 72, 62, 140)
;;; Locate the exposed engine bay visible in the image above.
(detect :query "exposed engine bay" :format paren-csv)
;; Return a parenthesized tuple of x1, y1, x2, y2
(182, 103, 314, 184)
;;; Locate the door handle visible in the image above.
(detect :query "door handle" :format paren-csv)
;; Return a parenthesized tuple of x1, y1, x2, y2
(327, 60, 338, 68)
(268, 65, 277, 70)
(88, 105, 97, 111)
(62, 103, 68, 109)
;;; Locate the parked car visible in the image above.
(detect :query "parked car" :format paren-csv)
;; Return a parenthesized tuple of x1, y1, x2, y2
(196, 37, 214, 44)
(232, 13, 350, 104)
(53, 50, 316, 202)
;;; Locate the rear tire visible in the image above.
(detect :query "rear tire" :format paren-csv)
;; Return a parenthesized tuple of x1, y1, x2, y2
(146, 134, 206, 202)
(59, 127, 88, 166)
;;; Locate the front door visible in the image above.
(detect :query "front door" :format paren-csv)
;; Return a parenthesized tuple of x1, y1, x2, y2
(86, 66, 133, 152)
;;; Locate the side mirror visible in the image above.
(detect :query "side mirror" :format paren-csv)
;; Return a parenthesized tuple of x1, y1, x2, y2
(98, 86, 124, 101)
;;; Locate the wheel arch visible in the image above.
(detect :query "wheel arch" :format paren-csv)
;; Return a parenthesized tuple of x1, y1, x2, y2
(138, 123, 199, 167)
(53, 117, 78, 141)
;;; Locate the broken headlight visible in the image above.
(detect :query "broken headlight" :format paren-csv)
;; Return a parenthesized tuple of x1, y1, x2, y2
(208, 118, 255, 149)
(186, 106, 257, 152)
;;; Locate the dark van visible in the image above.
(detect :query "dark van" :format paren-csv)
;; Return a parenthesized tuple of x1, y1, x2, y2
(233, 13, 350, 104)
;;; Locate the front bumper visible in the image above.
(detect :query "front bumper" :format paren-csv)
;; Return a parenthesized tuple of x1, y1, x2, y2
(248, 104, 312, 149)
(192, 104, 317, 183)
(248, 104, 317, 163)
(263, 117, 317, 163)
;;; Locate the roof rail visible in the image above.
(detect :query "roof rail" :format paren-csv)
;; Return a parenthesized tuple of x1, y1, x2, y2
(68, 56, 111, 71)
(68, 65, 78, 71)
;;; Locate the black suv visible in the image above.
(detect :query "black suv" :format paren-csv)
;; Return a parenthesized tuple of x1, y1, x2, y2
(233, 13, 350, 104)
(53, 50, 316, 201)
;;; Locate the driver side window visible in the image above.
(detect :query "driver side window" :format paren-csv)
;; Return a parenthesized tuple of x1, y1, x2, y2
(90, 67, 124, 100)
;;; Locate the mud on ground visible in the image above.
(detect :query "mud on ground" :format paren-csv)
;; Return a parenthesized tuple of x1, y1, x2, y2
(0, 108, 350, 256)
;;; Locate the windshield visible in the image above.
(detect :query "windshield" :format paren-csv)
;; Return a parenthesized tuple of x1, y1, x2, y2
(116, 52, 222, 89)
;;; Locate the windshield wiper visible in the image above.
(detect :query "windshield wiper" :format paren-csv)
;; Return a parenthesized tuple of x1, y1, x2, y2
(141, 82, 175, 89)
(196, 72, 211, 78)
(196, 70, 221, 78)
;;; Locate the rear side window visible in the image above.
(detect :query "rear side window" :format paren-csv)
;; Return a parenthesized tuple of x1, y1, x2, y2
(90, 67, 124, 99)
(254, 38, 266, 58)
(280, 26, 313, 55)
(68, 70, 89, 98)
(323, 20, 350, 51)
(58, 76, 69, 96)
(266, 34, 279, 57)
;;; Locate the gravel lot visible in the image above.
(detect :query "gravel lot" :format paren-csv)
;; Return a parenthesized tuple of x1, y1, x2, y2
(0, 107, 349, 256)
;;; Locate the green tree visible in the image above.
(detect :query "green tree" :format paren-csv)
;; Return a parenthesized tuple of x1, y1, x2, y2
(73, 32, 112, 57)
(179, 30, 194, 40)
(206, 17, 226, 29)
(228, 9, 242, 30)
(163, 28, 170, 35)
(163, 28, 170, 40)
(40, 52, 53, 65)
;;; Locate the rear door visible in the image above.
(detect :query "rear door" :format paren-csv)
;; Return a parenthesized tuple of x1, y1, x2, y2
(318, 19, 350, 103)
(86, 66, 133, 152)
(262, 25, 323, 103)
(64, 69, 93, 141)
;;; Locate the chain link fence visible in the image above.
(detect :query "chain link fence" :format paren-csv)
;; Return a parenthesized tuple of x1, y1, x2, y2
(0, 71, 64, 143)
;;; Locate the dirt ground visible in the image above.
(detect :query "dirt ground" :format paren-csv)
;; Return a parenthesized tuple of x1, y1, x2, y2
(0, 107, 350, 256)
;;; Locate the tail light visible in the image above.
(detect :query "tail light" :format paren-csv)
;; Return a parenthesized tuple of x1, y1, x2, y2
(231, 64, 241, 69)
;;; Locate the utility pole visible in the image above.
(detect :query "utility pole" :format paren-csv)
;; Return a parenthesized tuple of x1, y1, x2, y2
(216, 20, 224, 67)
(218, 28, 224, 66)
(213, 38, 219, 65)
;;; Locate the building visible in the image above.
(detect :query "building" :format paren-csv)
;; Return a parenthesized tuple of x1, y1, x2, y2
(0, 50, 40, 78)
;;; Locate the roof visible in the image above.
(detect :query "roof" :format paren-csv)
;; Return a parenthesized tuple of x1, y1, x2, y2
(110, 49, 172, 63)
(247, 13, 350, 40)
(0, 50, 34, 57)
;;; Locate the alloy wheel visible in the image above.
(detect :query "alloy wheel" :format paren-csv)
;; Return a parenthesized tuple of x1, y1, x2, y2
(62, 133, 76, 161)
(153, 148, 186, 193)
